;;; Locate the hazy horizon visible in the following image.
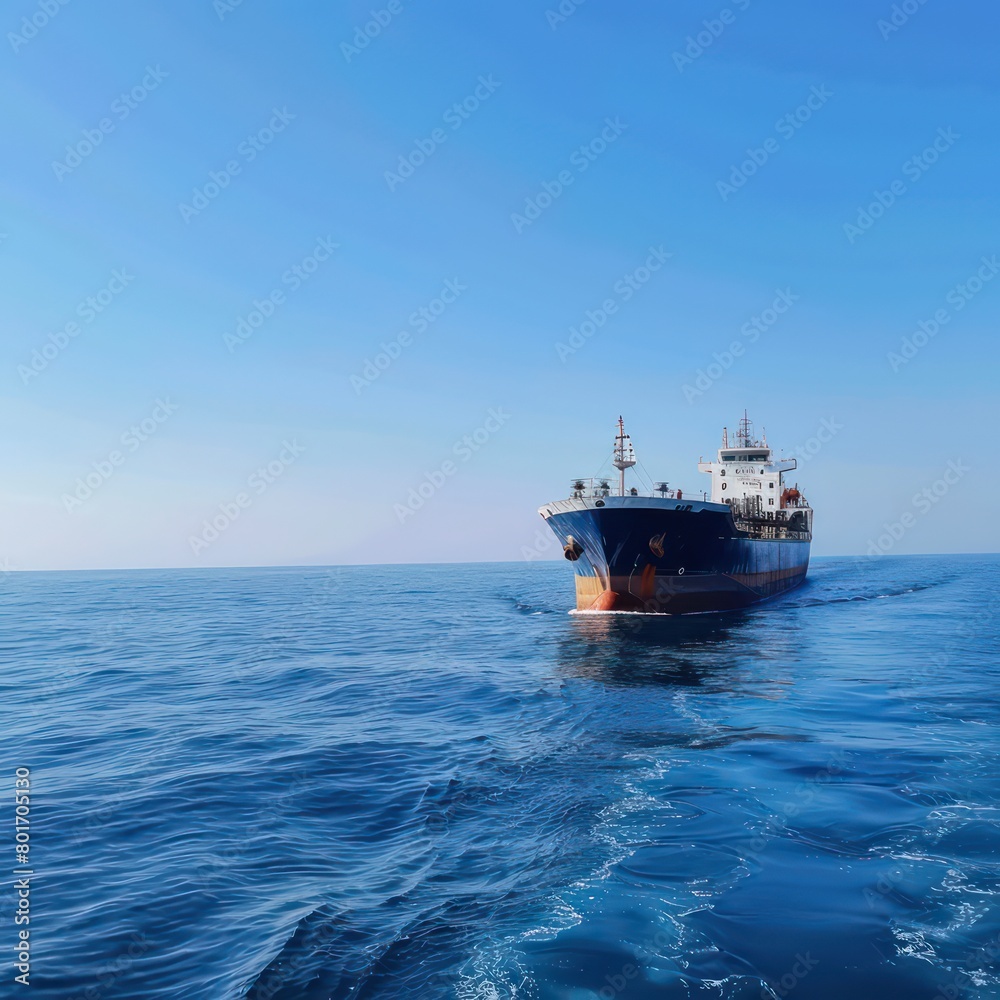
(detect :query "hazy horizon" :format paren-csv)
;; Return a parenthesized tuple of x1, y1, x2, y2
(4, 552, 998, 577)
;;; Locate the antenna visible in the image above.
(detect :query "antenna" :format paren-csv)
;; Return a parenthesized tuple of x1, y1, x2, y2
(612, 415, 636, 497)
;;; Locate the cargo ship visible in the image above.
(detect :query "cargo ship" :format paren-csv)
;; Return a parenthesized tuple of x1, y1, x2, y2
(539, 415, 812, 614)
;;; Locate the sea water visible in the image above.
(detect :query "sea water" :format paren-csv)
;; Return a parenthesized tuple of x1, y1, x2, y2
(3, 556, 999, 998)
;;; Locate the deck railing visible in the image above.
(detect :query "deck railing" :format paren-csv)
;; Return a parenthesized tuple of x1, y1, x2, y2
(568, 478, 707, 501)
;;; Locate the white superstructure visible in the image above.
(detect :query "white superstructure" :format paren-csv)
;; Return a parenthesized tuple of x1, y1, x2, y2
(697, 413, 801, 511)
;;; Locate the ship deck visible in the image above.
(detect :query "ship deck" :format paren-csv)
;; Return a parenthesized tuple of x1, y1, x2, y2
(540, 495, 729, 517)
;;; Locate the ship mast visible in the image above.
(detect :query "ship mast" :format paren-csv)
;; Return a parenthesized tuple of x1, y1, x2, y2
(612, 415, 636, 496)
(737, 409, 753, 447)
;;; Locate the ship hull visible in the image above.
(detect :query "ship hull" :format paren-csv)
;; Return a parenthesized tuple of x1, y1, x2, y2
(541, 497, 810, 614)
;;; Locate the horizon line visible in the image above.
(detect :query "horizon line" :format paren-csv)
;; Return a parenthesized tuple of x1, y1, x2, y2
(2, 552, 998, 575)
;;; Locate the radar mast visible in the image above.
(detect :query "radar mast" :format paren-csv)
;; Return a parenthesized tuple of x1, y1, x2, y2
(612, 416, 636, 496)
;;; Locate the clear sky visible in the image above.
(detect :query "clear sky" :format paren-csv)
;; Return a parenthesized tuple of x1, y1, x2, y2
(3, 0, 998, 570)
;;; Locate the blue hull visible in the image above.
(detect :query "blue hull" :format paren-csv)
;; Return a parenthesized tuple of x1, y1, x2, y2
(542, 500, 810, 614)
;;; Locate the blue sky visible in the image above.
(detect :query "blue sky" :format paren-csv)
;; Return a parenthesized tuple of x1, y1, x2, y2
(3, 0, 998, 570)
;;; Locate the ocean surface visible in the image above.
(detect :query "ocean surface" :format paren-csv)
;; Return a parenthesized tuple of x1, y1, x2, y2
(4, 555, 1000, 999)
